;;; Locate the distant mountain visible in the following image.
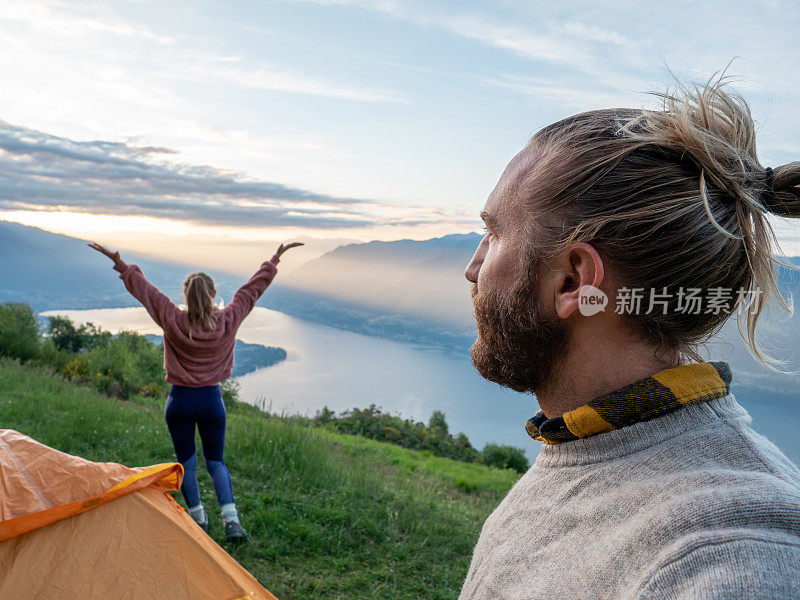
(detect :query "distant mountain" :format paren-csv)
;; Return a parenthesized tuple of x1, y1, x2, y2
(0, 221, 482, 348)
(261, 232, 800, 359)
(0, 221, 244, 312)
(261, 233, 482, 350)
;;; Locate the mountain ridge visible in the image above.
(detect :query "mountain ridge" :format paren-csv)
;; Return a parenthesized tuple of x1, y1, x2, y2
(0, 220, 252, 312)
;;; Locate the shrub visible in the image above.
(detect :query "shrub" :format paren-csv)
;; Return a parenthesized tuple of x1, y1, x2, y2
(455, 478, 478, 493)
(316, 405, 334, 424)
(37, 339, 70, 371)
(221, 378, 241, 404)
(62, 355, 89, 380)
(314, 404, 481, 463)
(0, 302, 41, 361)
(480, 443, 530, 474)
(37, 317, 168, 400)
(428, 410, 449, 434)
(82, 330, 167, 398)
(46, 316, 111, 353)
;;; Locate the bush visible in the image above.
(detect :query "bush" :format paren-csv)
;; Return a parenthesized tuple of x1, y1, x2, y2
(0, 302, 41, 361)
(221, 377, 241, 404)
(74, 330, 168, 399)
(428, 410, 449, 434)
(316, 405, 334, 424)
(46, 315, 111, 353)
(455, 478, 478, 493)
(480, 443, 530, 474)
(35, 314, 170, 400)
(314, 404, 481, 463)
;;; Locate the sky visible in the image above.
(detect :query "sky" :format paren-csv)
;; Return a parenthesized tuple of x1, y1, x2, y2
(1, 0, 799, 268)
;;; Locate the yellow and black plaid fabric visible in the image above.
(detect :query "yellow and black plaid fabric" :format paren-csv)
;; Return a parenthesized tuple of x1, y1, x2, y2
(525, 361, 732, 445)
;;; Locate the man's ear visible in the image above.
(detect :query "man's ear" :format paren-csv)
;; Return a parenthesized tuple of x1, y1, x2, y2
(553, 242, 605, 319)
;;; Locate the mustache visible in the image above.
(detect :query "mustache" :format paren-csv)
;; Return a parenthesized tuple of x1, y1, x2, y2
(470, 282, 497, 302)
(470, 281, 512, 309)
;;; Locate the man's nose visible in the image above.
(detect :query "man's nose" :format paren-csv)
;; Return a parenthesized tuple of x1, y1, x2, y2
(465, 241, 485, 283)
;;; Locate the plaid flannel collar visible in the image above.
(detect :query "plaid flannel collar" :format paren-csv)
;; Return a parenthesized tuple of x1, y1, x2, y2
(525, 361, 732, 445)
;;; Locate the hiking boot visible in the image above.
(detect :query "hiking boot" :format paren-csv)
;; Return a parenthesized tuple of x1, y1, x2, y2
(225, 520, 248, 542)
(188, 505, 208, 533)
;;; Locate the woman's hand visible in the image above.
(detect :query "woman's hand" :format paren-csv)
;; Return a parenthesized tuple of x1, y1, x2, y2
(88, 242, 121, 265)
(275, 242, 304, 258)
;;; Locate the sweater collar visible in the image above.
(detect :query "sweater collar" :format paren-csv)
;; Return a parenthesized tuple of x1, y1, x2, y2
(525, 361, 732, 445)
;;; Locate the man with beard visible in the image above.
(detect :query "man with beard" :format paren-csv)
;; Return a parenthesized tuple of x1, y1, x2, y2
(459, 77, 800, 599)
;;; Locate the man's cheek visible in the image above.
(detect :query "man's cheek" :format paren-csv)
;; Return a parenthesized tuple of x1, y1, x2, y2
(482, 243, 518, 289)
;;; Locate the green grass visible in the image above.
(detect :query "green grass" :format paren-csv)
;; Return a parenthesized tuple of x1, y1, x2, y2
(0, 357, 519, 600)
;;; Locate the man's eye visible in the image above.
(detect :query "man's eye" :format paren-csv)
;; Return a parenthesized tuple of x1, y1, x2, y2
(483, 225, 493, 239)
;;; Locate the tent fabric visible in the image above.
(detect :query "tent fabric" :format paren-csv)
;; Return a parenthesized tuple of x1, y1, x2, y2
(0, 429, 278, 600)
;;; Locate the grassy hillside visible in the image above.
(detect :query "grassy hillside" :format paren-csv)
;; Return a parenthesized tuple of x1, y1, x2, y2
(0, 358, 518, 600)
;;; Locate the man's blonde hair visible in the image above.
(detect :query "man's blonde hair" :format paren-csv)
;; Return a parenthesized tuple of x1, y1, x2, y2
(524, 72, 800, 371)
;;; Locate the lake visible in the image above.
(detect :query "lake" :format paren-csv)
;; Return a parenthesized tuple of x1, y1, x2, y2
(42, 306, 800, 465)
(42, 306, 540, 458)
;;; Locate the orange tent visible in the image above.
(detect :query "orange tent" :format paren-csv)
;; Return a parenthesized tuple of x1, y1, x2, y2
(0, 429, 278, 600)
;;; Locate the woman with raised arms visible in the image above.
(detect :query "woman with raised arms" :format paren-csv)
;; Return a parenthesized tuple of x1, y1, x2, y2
(89, 241, 303, 541)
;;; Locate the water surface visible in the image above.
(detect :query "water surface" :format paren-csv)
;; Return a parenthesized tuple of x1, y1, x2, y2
(43, 307, 800, 465)
(43, 307, 541, 457)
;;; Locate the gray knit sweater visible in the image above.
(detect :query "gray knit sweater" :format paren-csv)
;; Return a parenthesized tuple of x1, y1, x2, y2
(459, 394, 800, 599)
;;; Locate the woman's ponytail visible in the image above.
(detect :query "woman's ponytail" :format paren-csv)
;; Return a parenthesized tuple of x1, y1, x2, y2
(183, 272, 217, 340)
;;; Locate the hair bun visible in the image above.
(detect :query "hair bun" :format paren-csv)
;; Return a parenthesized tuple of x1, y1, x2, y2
(762, 163, 800, 217)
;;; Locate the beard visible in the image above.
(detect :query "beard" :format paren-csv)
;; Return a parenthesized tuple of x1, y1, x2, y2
(470, 261, 569, 394)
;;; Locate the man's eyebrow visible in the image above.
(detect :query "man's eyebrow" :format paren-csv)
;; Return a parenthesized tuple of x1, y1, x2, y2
(480, 210, 499, 228)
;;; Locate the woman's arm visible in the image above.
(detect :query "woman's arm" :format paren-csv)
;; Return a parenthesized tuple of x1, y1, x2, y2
(228, 255, 280, 327)
(88, 242, 178, 329)
(227, 242, 304, 327)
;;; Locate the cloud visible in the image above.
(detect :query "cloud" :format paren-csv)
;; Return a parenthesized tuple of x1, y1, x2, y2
(439, 15, 592, 66)
(168, 57, 410, 104)
(481, 75, 641, 112)
(0, 1, 176, 44)
(547, 22, 634, 47)
(284, 0, 628, 72)
(0, 120, 414, 229)
(282, 0, 800, 114)
(0, 1, 406, 105)
(0, 120, 481, 232)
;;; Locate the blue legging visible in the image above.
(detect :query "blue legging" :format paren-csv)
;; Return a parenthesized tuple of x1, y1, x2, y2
(165, 384, 235, 508)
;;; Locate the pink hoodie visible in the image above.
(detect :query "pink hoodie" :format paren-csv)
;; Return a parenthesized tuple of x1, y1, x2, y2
(113, 255, 280, 387)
